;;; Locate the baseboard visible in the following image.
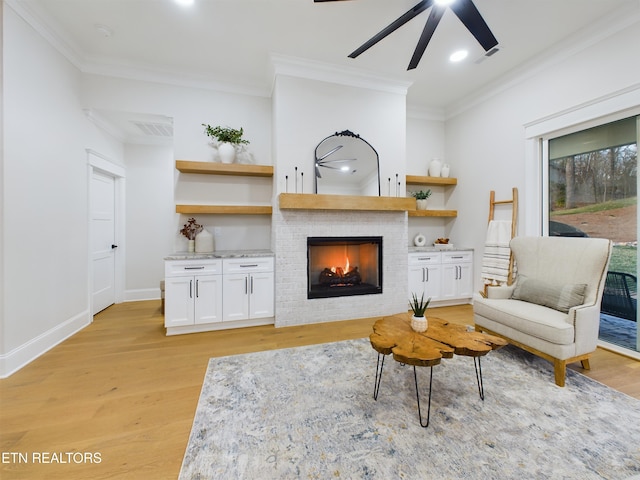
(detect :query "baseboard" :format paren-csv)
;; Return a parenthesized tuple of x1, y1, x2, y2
(0, 309, 91, 378)
(124, 288, 160, 302)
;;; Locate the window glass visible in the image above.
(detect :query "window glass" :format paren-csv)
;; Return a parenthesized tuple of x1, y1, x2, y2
(548, 115, 637, 352)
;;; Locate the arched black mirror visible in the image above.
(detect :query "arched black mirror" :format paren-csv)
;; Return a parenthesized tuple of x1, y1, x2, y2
(314, 130, 380, 196)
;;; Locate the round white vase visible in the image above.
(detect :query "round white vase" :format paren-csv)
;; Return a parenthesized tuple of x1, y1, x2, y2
(411, 315, 428, 333)
(428, 158, 442, 177)
(218, 142, 236, 164)
(416, 199, 428, 210)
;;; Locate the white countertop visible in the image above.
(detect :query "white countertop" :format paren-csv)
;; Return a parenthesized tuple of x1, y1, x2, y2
(165, 249, 274, 260)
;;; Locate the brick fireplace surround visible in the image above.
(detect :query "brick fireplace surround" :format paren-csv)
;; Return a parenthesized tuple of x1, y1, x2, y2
(272, 209, 408, 327)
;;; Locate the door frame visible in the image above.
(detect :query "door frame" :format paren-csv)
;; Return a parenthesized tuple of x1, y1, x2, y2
(87, 149, 126, 317)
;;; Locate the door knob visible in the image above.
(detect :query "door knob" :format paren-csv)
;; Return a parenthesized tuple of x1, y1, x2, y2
(111, 244, 118, 249)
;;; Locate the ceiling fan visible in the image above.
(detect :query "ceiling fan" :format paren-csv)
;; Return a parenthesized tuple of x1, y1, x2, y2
(314, 0, 498, 70)
(315, 145, 357, 178)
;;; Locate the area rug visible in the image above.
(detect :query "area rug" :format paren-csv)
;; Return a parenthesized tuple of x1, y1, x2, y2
(179, 339, 640, 479)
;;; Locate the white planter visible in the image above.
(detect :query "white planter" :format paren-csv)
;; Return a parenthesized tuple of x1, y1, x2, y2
(416, 199, 428, 210)
(188, 239, 195, 253)
(411, 315, 428, 333)
(441, 164, 450, 178)
(218, 142, 236, 164)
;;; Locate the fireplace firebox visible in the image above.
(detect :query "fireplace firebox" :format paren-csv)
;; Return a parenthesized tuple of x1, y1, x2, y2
(307, 236, 382, 299)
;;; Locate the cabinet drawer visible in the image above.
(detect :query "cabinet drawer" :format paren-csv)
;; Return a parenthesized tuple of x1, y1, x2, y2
(165, 259, 222, 277)
(223, 256, 274, 274)
(441, 251, 473, 264)
(408, 252, 442, 265)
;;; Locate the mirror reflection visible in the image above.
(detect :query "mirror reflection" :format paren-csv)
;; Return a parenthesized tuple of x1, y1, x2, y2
(314, 130, 380, 196)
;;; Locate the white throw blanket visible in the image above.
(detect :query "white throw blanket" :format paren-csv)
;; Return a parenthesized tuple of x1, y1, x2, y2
(481, 220, 513, 285)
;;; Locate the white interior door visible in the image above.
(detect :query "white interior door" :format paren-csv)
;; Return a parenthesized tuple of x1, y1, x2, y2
(91, 170, 117, 314)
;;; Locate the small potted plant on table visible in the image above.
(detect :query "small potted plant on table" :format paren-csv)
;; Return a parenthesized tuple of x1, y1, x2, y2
(409, 292, 431, 332)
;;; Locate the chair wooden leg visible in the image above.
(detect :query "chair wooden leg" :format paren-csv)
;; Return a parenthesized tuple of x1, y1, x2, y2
(553, 359, 566, 387)
(581, 358, 591, 370)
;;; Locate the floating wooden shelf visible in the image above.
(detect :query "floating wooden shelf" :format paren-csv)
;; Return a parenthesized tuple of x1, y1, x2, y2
(175, 160, 274, 177)
(408, 209, 457, 218)
(176, 205, 273, 215)
(406, 175, 457, 186)
(279, 193, 415, 212)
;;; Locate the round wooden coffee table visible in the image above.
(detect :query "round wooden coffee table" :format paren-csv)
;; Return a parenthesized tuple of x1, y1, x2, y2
(369, 312, 507, 427)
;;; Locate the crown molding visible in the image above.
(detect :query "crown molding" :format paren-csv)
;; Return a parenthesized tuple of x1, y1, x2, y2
(81, 57, 271, 98)
(269, 53, 412, 97)
(445, 3, 640, 119)
(407, 105, 445, 122)
(7, 0, 84, 70)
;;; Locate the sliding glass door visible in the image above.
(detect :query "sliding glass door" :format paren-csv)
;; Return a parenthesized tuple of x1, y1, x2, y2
(547, 115, 638, 353)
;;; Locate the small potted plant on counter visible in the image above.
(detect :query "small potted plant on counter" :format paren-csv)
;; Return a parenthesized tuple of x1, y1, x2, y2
(202, 124, 250, 164)
(409, 292, 431, 332)
(411, 189, 432, 210)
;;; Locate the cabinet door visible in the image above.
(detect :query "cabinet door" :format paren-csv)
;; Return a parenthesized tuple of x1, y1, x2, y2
(165, 276, 194, 327)
(408, 264, 427, 301)
(249, 272, 274, 319)
(457, 263, 474, 298)
(223, 274, 249, 322)
(441, 264, 459, 301)
(423, 265, 442, 301)
(194, 274, 223, 325)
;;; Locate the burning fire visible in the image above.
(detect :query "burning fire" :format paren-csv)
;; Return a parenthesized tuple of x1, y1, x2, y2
(331, 257, 350, 275)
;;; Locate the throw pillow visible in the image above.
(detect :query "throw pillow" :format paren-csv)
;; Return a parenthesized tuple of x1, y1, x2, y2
(512, 276, 587, 313)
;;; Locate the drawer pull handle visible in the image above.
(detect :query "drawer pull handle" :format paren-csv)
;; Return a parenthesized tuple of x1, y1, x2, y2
(451, 256, 464, 259)
(418, 257, 431, 261)
(184, 266, 205, 270)
(240, 264, 259, 268)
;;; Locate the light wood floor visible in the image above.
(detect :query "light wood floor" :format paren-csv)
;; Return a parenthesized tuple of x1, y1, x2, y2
(1, 301, 639, 479)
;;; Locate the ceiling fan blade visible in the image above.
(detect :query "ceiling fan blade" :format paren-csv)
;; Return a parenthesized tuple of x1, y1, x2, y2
(317, 145, 343, 161)
(449, 0, 498, 51)
(408, 6, 445, 70)
(349, 0, 434, 59)
(317, 158, 357, 164)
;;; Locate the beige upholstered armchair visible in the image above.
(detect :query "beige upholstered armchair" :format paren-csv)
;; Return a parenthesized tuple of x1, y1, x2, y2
(474, 236, 612, 387)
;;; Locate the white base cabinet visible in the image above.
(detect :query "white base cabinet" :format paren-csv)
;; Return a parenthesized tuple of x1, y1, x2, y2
(164, 255, 274, 335)
(408, 250, 473, 306)
(408, 252, 442, 302)
(222, 257, 274, 322)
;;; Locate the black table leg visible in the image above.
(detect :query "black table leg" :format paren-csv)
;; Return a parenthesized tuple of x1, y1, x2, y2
(413, 365, 433, 428)
(474, 356, 485, 401)
(373, 352, 386, 400)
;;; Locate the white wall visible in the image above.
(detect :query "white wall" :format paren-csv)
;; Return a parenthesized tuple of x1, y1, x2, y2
(81, 75, 273, 255)
(406, 113, 450, 247)
(446, 17, 640, 293)
(1, 6, 123, 376)
(124, 143, 174, 300)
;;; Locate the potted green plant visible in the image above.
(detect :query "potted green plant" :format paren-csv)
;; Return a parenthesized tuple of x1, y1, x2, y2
(409, 292, 431, 332)
(411, 189, 432, 210)
(202, 124, 250, 164)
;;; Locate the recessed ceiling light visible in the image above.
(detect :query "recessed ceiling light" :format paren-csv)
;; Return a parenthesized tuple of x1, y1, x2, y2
(435, 0, 456, 6)
(449, 49, 469, 62)
(175, 0, 194, 6)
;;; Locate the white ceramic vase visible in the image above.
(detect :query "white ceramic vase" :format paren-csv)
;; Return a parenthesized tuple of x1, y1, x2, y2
(411, 315, 428, 333)
(188, 239, 195, 253)
(428, 158, 442, 177)
(416, 199, 428, 210)
(441, 164, 450, 178)
(218, 142, 236, 164)
(195, 229, 214, 253)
